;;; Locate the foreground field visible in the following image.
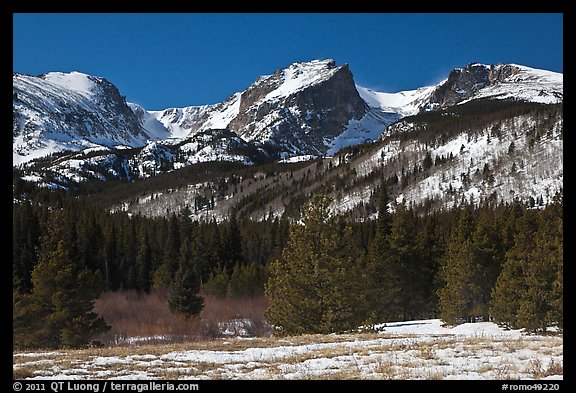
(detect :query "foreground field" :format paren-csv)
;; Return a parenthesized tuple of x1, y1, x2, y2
(13, 320, 562, 380)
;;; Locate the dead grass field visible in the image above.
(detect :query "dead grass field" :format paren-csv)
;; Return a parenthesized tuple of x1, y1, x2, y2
(13, 331, 562, 380)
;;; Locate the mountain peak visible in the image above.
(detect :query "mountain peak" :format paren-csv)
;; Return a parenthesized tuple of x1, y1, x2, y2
(38, 71, 103, 97)
(424, 62, 562, 110)
(13, 71, 146, 166)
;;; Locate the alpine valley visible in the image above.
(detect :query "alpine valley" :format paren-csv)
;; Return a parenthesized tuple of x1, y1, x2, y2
(13, 59, 563, 220)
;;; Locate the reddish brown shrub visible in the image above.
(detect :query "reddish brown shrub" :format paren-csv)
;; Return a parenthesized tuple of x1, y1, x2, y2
(93, 290, 270, 345)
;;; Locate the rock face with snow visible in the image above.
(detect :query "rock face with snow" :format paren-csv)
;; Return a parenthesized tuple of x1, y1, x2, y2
(144, 60, 371, 159)
(13, 72, 151, 166)
(423, 63, 563, 110)
(227, 60, 368, 158)
(13, 60, 563, 188)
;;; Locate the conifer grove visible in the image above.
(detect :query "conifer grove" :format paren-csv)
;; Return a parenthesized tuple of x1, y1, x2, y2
(13, 180, 562, 348)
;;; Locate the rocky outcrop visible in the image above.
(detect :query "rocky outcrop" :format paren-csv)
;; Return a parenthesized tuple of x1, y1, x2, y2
(424, 63, 524, 110)
(228, 60, 368, 158)
(13, 72, 147, 164)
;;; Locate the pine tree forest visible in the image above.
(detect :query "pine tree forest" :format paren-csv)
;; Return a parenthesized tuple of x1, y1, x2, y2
(13, 181, 562, 349)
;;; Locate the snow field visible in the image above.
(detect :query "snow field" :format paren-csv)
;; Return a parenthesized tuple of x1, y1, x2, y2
(14, 320, 562, 380)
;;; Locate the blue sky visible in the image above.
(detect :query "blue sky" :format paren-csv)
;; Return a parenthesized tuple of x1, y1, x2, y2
(13, 13, 563, 110)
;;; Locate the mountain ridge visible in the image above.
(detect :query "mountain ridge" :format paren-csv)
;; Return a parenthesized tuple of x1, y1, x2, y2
(13, 60, 563, 197)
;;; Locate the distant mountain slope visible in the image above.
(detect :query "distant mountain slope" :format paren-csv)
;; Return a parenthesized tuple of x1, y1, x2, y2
(121, 100, 562, 221)
(13, 72, 156, 166)
(13, 60, 563, 191)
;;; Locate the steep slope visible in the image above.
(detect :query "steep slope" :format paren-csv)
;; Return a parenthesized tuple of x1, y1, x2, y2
(13, 72, 153, 166)
(118, 100, 562, 221)
(165, 59, 372, 159)
(422, 63, 563, 110)
(356, 85, 436, 116)
(13, 61, 563, 192)
(146, 104, 217, 140)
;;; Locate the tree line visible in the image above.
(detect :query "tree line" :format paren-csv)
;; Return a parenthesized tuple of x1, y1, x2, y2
(266, 190, 562, 335)
(13, 181, 562, 348)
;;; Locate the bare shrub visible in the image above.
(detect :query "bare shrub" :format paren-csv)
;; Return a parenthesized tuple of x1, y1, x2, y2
(93, 290, 270, 345)
(375, 358, 396, 379)
(544, 360, 563, 377)
(418, 344, 436, 360)
(494, 364, 512, 380)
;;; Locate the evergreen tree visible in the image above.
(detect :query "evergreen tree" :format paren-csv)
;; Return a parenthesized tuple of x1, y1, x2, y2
(265, 195, 363, 335)
(490, 208, 538, 329)
(228, 262, 266, 297)
(492, 203, 563, 332)
(422, 151, 433, 170)
(221, 212, 243, 275)
(365, 199, 436, 323)
(438, 206, 498, 324)
(13, 201, 41, 293)
(135, 229, 152, 292)
(203, 265, 229, 298)
(376, 183, 392, 237)
(415, 215, 444, 317)
(103, 223, 119, 290)
(363, 186, 393, 324)
(163, 213, 181, 279)
(168, 242, 204, 318)
(14, 241, 109, 349)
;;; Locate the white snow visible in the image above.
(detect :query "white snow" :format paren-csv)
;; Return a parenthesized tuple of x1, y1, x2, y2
(148, 104, 219, 140)
(375, 319, 524, 338)
(278, 155, 317, 163)
(356, 84, 436, 116)
(265, 59, 340, 101)
(460, 64, 563, 105)
(127, 103, 170, 140)
(14, 61, 563, 189)
(327, 108, 400, 156)
(41, 71, 99, 98)
(200, 92, 242, 130)
(13, 72, 156, 166)
(14, 319, 562, 380)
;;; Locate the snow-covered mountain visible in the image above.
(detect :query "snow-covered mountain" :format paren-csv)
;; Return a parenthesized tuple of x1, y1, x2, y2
(423, 63, 563, 110)
(13, 60, 563, 188)
(12, 72, 160, 166)
(141, 59, 374, 159)
(145, 104, 217, 140)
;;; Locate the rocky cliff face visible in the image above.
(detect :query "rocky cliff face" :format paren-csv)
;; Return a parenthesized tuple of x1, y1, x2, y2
(13, 61, 563, 187)
(422, 63, 561, 111)
(13, 72, 149, 165)
(227, 60, 367, 158)
(424, 63, 513, 109)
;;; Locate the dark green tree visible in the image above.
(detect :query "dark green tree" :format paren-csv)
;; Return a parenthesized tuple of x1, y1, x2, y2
(163, 213, 181, 279)
(168, 242, 204, 318)
(221, 212, 243, 276)
(135, 229, 152, 292)
(422, 151, 433, 170)
(438, 206, 490, 324)
(490, 208, 538, 329)
(492, 203, 563, 332)
(265, 195, 363, 335)
(203, 265, 229, 298)
(14, 241, 109, 349)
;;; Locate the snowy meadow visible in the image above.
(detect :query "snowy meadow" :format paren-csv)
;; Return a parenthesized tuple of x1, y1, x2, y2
(13, 320, 562, 380)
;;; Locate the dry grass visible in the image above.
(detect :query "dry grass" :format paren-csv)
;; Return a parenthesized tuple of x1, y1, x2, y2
(417, 344, 436, 360)
(530, 359, 563, 379)
(13, 332, 563, 380)
(13, 365, 36, 380)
